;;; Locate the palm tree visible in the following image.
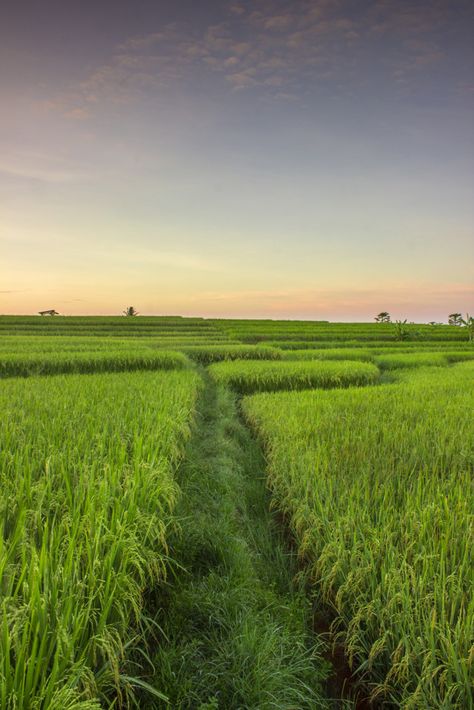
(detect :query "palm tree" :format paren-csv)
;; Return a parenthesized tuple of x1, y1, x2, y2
(448, 313, 462, 326)
(375, 312, 391, 323)
(123, 306, 139, 317)
(459, 314, 474, 343)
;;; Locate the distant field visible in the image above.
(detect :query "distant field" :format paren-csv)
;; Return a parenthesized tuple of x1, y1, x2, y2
(0, 315, 472, 708)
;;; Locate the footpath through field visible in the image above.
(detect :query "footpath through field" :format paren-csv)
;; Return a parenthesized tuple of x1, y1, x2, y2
(143, 370, 350, 709)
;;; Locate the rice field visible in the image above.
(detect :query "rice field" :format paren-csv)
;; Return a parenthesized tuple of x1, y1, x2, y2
(178, 343, 283, 364)
(0, 349, 187, 378)
(282, 348, 474, 364)
(208, 358, 380, 393)
(243, 362, 474, 708)
(281, 347, 377, 361)
(0, 368, 200, 707)
(0, 315, 472, 708)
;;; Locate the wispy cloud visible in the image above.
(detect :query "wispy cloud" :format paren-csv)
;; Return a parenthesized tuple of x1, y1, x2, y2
(48, 0, 461, 115)
(0, 149, 91, 183)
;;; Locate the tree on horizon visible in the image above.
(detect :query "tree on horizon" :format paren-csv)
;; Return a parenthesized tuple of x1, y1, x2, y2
(123, 306, 139, 317)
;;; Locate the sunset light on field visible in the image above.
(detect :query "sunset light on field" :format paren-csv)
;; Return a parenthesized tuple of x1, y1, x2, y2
(1, 4, 474, 705)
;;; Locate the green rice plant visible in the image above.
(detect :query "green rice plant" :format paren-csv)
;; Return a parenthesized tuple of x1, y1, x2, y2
(0, 369, 201, 707)
(443, 350, 474, 363)
(208, 359, 380, 394)
(0, 336, 239, 357)
(0, 316, 229, 340)
(283, 349, 474, 368)
(281, 348, 376, 362)
(0, 349, 188, 378)
(210, 319, 466, 344)
(242, 363, 474, 708)
(0, 336, 151, 354)
(0, 316, 469, 344)
(374, 352, 449, 369)
(179, 344, 283, 364)
(386, 360, 474, 384)
(263, 340, 367, 349)
(151, 374, 329, 708)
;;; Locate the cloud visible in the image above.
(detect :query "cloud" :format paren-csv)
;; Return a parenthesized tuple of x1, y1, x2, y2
(264, 14, 292, 30)
(0, 152, 90, 183)
(63, 107, 90, 121)
(227, 69, 259, 89)
(50, 0, 462, 112)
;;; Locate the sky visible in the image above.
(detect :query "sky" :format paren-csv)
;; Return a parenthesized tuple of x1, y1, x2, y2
(1, 0, 473, 321)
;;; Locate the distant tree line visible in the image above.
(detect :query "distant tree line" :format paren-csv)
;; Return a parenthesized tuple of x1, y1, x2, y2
(374, 311, 473, 343)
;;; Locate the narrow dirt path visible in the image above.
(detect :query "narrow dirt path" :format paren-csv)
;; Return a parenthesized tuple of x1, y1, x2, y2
(143, 371, 335, 708)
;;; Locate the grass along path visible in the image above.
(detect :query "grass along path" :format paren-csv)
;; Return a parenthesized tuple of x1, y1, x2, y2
(145, 371, 332, 709)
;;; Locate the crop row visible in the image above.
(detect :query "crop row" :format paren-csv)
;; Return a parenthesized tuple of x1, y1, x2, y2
(242, 362, 474, 708)
(0, 369, 201, 707)
(264, 339, 474, 350)
(0, 350, 187, 378)
(282, 349, 474, 368)
(208, 359, 380, 393)
(179, 344, 282, 364)
(0, 336, 238, 354)
(209, 320, 467, 342)
(1, 318, 469, 344)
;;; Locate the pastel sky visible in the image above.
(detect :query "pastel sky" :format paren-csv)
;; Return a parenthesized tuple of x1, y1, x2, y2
(1, 0, 473, 321)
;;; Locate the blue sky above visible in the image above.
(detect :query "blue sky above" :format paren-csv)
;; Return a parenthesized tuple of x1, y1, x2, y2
(1, 0, 473, 319)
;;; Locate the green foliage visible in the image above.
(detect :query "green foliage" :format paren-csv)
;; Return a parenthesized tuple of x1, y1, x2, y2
(281, 347, 376, 362)
(0, 316, 469, 344)
(0, 349, 188, 378)
(460, 313, 474, 342)
(208, 359, 380, 393)
(209, 319, 465, 343)
(243, 363, 474, 708)
(1, 315, 472, 707)
(282, 348, 474, 366)
(374, 351, 474, 370)
(150, 376, 329, 709)
(393, 318, 412, 341)
(0, 370, 200, 706)
(179, 344, 283, 364)
(0, 316, 228, 340)
(448, 313, 462, 326)
(375, 352, 448, 369)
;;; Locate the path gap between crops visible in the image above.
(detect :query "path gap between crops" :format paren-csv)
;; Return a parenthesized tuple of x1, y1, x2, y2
(144, 370, 372, 708)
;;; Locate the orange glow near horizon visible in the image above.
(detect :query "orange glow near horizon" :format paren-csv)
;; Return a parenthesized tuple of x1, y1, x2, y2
(2, 282, 473, 323)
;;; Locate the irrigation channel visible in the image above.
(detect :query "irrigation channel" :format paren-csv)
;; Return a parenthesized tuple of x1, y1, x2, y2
(139, 370, 371, 709)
